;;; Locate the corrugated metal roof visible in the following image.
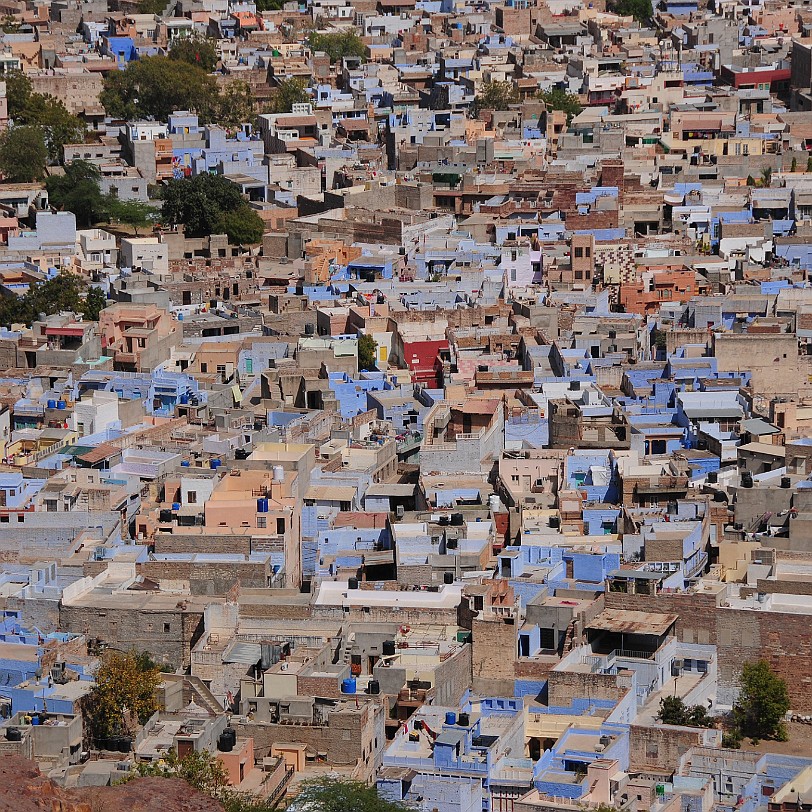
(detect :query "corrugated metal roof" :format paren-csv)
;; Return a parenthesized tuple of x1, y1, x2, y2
(222, 642, 261, 665)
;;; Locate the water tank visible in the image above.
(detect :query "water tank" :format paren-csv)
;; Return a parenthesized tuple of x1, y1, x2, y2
(5, 728, 21, 742)
(450, 513, 464, 526)
(348, 577, 359, 590)
(548, 515, 560, 529)
(159, 509, 173, 523)
(446, 537, 458, 550)
(713, 490, 727, 502)
(305, 323, 315, 336)
(458, 712, 470, 727)
(443, 572, 454, 585)
(217, 733, 234, 752)
(257, 498, 269, 513)
(177, 312, 184, 321)
(179, 393, 189, 405)
(341, 677, 357, 694)
(781, 476, 792, 489)
(272, 465, 285, 483)
(382, 640, 396, 656)
(31, 715, 40, 726)
(47, 400, 56, 409)
(445, 711, 457, 725)
(57, 401, 66, 410)
(171, 502, 180, 511)
(224, 727, 236, 747)
(368, 680, 380, 695)
(489, 494, 500, 514)
(180, 460, 190, 467)
(569, 380, 580, 391)
(210, 459, 222, 470)
(741, 472, 753, 488)
(707, 470, 718, 484)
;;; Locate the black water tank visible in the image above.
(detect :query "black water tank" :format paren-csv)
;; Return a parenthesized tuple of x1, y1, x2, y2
(741, 472, 753, 488)
(450, 513, 464, 526)
(368, 680, 380, 695)
(348, 577, 359, 589)
(443, 572, 454, 584)
(781, 476, 792, 489)
(159, 509, 172, 523)
(218, 733, 234, 752)
(224, 727, 237, 746)
(707, 471, 718, 484)
(696, 439, 708, 451)
(383, 640, 396, 656)
(446, 537, 458, 549)
(713, 490, 727, 502)
(438, 515, 450, 526)
(569, 380, 580, 391)
(5, 728, 21, 742)
(458, 712, 470, 727)
(548, 515, 560, 529)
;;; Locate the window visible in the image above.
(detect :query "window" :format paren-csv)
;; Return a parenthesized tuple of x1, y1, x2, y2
(216, 365, 226, 377)
(187, 491, 197, 504)
(574, 247, 583, 258)
(276, 517, 285, 535)
(200, 363, 208, 373)
(16, 514, 23, 523)
(163, 623, 170, 633)
(257, 516, 267, 528)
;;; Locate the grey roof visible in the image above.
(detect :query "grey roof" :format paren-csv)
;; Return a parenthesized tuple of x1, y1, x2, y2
(222, 641, 261, 665)
(682, 407, 743, 419)
(739, 418, 780, 435)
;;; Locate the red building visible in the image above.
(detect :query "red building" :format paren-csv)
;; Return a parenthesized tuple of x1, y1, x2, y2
(402, 339, 448, 388)
(619, 269, 697, 316)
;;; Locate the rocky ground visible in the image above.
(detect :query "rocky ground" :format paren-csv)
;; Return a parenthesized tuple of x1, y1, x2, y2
(0, 756, 223, 812)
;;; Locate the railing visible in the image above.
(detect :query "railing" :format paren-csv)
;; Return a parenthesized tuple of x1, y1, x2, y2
(267, 766, 295, 808)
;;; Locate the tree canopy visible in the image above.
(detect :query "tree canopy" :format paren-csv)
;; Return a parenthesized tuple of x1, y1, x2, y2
(0, 273, 105, 327)
(657, 696, 714, 728)
(4, 71, 85, 163)
(0, 126, 47, 182)
(161, 173, 264, 244)
(169, 35, 219, 73)
(266, 78, 310, 114)
(137, 0, 166, 12)
(538, 87, 583, 125)
(732, 659, 790, 742)
(290, 778, 408, 812)
(358, 334, 377, 371)
(100, 57, 219, 122)
(472, 80, 519, 115)
(46, 160, 107, 228)
(608, 0, 653, 23)
(308, 31, 366, 64)
(83, 650, 162, 741)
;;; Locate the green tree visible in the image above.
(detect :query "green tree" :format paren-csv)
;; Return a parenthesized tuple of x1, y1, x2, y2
(657, 695, 714, 728)
(161, 173, 263, 244)
(83, 287, 107, 321)
(761, 166, 772, 188)
(472, 80, 519, 115)
(220, 207, 264, 245)
(1, 15, 19, 33)
(136, 748, 276, 812)
(609, 0, 653, 23)
(791, 157, 798, 172)
(308, 30, 366, 64)
(292, 778, 408, 812)
(46, 160, 107, 228)
(4, 69, 32, 118)
(746, 174, 756, 187)
(358, 334, 377, 370)
(169, 35, 219, 73)
(106, 198, 157, 235)
(138, 0, 167, 12)
(267, 77, 310, 114)
(807, 156, 812, 172)
(538, 87, 583, 125)
(100, 57, 219, 122)
(0, 125, 47, 182)
(16, 92, 85, 162)
(0, 273, 95, 327)
(216, 80, 256, 128)
(255, 0, 287, 8)
(733, 659, 790, 741)
(83, 650, 161, 741)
